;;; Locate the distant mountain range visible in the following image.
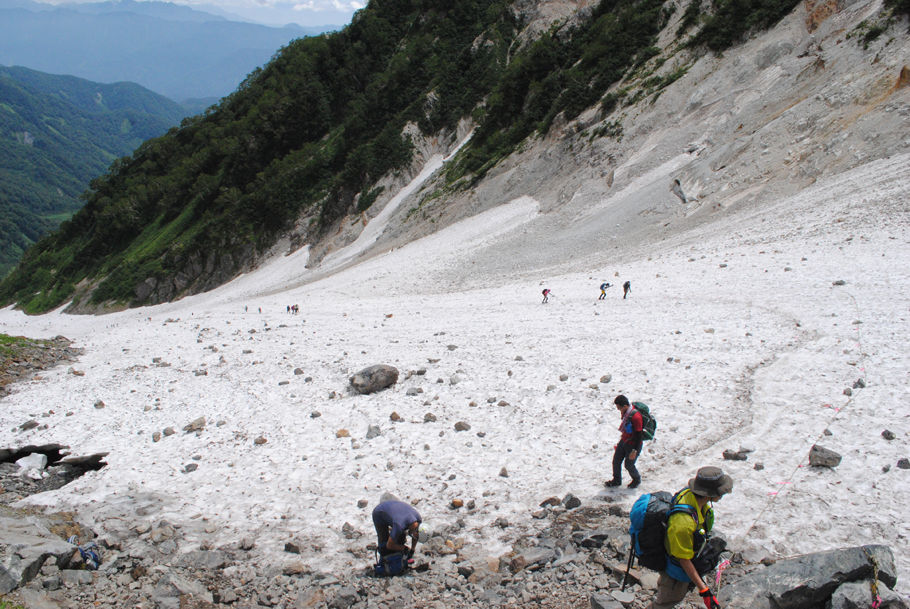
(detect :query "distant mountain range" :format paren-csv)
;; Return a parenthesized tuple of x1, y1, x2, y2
(0, 65, 189, 278)
(0, 0, 336, 102)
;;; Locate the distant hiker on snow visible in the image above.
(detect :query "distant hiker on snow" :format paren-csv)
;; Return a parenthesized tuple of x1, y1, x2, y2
(623, 280, 632, 299)
(605, 395, 643, 489)
(646, 467, 733, 609)
(541, 289, 551, 304)
(372, 499, 423, 558)
(599, 282, 612, 300)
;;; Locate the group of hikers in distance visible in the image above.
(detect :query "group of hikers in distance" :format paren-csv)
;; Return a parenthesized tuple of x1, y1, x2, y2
(542, 279, 632, 303)
(371, 392, 731, 609)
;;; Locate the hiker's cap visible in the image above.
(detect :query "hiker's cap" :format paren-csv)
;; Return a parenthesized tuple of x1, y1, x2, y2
(688, 466, 733, 497)
(417, 523, 430, 543)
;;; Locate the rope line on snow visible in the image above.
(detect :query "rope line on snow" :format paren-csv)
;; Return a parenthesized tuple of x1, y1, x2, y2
(736, 290, 870, 545)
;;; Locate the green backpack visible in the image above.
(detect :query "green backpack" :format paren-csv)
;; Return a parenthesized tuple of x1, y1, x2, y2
(632, 402, 657, 441)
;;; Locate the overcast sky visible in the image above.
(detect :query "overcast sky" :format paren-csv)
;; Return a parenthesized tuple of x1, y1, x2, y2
(193, 0, 362, 27)
(41, 0, 362, 28)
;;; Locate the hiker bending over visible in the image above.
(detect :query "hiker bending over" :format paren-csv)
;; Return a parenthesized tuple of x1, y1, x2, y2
(606, 395, 643, 488)
(648, 467, 733, 609)
(599, 282, 611, 300)
(372, 500, 422, 557)
(541, 289, 551, 303)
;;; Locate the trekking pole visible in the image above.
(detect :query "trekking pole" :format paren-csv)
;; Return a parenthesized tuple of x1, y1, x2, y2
(621, 546, 635, 591)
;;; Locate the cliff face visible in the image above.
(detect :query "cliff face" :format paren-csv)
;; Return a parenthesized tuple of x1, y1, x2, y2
(311, 0, 908, 286)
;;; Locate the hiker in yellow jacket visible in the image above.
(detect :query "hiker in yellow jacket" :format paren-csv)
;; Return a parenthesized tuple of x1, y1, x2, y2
(648, 466, 733, 609)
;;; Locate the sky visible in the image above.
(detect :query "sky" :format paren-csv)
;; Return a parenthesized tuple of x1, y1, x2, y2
(39, 0, 362, 28)
(192, 0, 362, 27)
(2, 147, 908, 593)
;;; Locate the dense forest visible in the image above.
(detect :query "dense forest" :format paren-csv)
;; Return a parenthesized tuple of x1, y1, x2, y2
(2, 0, 845, 313)
(0, 66, 188, 278)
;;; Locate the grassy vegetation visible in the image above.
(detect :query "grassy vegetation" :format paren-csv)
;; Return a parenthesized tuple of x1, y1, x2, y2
(0, 598, 26, 609)
(0, 66, 189, 279)
(0, 333, 53, 359)
(686, 0, 803, 51)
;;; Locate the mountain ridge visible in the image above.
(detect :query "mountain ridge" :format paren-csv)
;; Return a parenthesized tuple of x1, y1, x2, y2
(0, 65, 190, 278)
(0, 0, 907, 313)
(0, 0, 331, 101)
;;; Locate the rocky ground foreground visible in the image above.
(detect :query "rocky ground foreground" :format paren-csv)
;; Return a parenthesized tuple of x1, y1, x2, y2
(1, 338, 905, 609)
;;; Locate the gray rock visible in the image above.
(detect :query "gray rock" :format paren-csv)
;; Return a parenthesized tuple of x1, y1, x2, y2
(723, 449, 749, 461)
(563, 493, 581, 509)
(366, 425, 382, 440)
(153, 572, 213, 604)
(611, 589, 636, 604)
(14, 588, 63, 609)
(454, 421, 471, 432)
(180, 550, 229, 570)
(600, 374, 612, 383)
(897, 458, 910, 470)
(424, 413, 437, 422)
(60, 569, 93, 586)
(0, 511, 77, 594)
(809, 444, 842, 467)
(328, 585, 359, 608)
(350, 364, 399, 394)
(853, 378, 866, 389)
(590, 593, 623, 609)
(829, 580, 909, 609)
(881, 430, 896, 441)
(717, 545, 896, 609)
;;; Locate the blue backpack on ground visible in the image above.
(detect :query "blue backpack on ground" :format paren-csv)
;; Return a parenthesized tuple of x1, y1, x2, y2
(373, 551, 407, 576)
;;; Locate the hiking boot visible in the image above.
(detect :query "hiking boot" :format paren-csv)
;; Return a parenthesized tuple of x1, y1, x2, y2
(605, 479, 621, 487)
(627, 480, 641, 489)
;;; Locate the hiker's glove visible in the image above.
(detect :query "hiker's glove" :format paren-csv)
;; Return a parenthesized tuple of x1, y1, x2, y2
(699, 587, 721, 609)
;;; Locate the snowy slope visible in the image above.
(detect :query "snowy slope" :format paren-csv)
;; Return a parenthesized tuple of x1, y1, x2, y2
(1, 150, 908, 591)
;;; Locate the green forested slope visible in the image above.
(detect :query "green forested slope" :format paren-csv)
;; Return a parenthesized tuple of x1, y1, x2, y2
(0, 0, 806, 312)
(0, 66, 189, 278)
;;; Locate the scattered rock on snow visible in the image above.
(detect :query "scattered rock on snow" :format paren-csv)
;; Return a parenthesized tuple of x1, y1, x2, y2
(349, 364, 399, 394)
(183, 417, 206, 433)
(808, 444, 842, 468)
(723, 449, 749, 461)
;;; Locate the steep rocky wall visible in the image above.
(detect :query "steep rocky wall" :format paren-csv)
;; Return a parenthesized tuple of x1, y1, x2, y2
(318, 0, 909, 287)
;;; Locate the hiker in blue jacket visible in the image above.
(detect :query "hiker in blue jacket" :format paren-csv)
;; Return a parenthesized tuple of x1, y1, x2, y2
(372, 500, 422, 557)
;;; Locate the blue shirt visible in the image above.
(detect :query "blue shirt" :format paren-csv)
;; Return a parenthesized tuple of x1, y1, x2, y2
(373, 501, 421, 543)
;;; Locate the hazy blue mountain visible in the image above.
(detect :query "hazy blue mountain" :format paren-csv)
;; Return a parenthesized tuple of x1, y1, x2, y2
(0, 65, 189, 278)
(0, 0, 330, 102)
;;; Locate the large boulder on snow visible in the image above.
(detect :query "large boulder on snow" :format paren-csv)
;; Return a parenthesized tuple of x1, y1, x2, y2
(350, 365, 399, 394)
(717, 545, 896, 609)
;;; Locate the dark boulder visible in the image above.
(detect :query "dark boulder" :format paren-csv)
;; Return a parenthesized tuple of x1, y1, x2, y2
(349, 365, 399, 394)
(717, 545, 896, 609)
